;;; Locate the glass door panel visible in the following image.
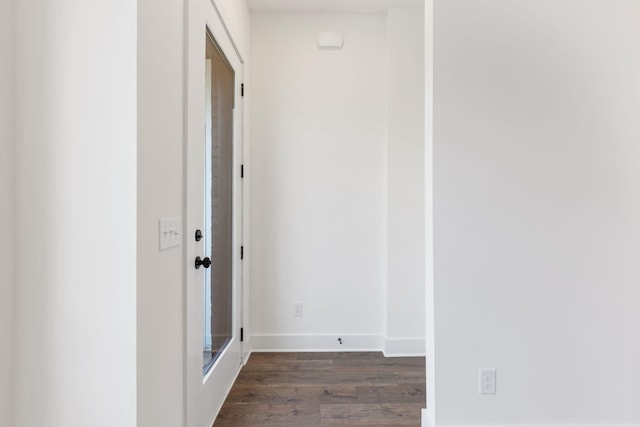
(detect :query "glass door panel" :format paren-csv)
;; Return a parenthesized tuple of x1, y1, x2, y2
(203, 33, 235, 373)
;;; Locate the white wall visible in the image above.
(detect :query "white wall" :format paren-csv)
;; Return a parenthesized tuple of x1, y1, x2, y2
(0, 0, 15, 425)
(8, 1, 250, 426)
(13, 1, 137, 426)
(385, 8, 425, 356)
(250, 13, 388, 350)
(431, 1, 640, 426)
(136, 0, 185, 426)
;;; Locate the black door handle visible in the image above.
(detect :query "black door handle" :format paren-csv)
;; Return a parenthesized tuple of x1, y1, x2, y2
(195, 256, 212, 269)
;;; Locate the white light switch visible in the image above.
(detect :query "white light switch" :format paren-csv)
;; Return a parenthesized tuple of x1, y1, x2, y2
(159, 219, 181, 250)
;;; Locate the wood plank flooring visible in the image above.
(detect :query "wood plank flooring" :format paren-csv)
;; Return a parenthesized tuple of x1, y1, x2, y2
(214, 352, 426, 427)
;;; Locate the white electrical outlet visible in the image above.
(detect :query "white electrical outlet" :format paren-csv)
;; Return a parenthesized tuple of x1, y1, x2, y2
(159, 218, 181, 250)
(293, 301, 303, 317)
(479, 368, 496, 395)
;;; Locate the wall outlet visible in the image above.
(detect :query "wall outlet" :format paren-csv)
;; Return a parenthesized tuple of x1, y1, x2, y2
(293, 301, 303, 317)
(479, 368, 496, 394)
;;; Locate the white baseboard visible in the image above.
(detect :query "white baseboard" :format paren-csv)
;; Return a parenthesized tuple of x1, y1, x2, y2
(250, 334, 427, 356)
(242, 335, 252, 364)
(424, 421, 639, 427)
(250, 334, 383, 352)
(384, 337, 425, 357)
(422, 409, 434, 427)
(242, 350, 251, 365)
(206, 359, 243, 427)
(420, 409, 640, 427)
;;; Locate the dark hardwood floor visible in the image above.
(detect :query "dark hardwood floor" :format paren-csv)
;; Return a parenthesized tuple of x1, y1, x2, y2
(214, 352, 426, 427)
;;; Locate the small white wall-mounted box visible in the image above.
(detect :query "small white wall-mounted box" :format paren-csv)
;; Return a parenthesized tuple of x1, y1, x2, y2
(317, 32, 344, 50)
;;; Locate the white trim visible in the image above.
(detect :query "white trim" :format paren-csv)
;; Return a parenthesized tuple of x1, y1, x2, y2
(210, 0, 245, 64)
(422, 409, 434, 427)
(419, 409, 640, 427)
(383, 337, 425, 357)
(424, 0, 436, 423)
(203, 363, 243, 427)
(247, 0, 424, 14)
(242, 349, 252, 366)
(424, 422, 639, 427)
(250, 334, 384, 352)
(434, 425, 640, 427)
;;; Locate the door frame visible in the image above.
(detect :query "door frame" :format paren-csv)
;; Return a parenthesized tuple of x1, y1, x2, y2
(184, 0, 245, 426)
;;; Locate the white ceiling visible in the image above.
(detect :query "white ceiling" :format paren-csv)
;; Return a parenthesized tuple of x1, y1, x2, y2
(248, 0, 424, 13)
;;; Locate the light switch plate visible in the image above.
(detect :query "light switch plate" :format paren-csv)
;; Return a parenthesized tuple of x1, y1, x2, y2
(159, 218, 181, 250)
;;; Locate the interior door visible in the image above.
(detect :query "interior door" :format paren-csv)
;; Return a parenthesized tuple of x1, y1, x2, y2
(185, 1, 244, 426)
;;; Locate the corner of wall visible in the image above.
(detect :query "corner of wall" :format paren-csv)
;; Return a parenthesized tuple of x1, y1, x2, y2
(424, 0, 435, 422)
(0, 0, 16, 424)
(384, 4, 427, 354)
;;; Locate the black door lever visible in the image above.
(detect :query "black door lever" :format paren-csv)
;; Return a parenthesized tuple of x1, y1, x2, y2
(195, 256, 212, 269)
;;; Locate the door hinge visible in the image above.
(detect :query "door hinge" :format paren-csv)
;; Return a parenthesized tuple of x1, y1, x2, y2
(241, 246, 244, 260)
(241, 83, 245, 97)
(241, 164, 244, 178)
(240, 327, 244, 342)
